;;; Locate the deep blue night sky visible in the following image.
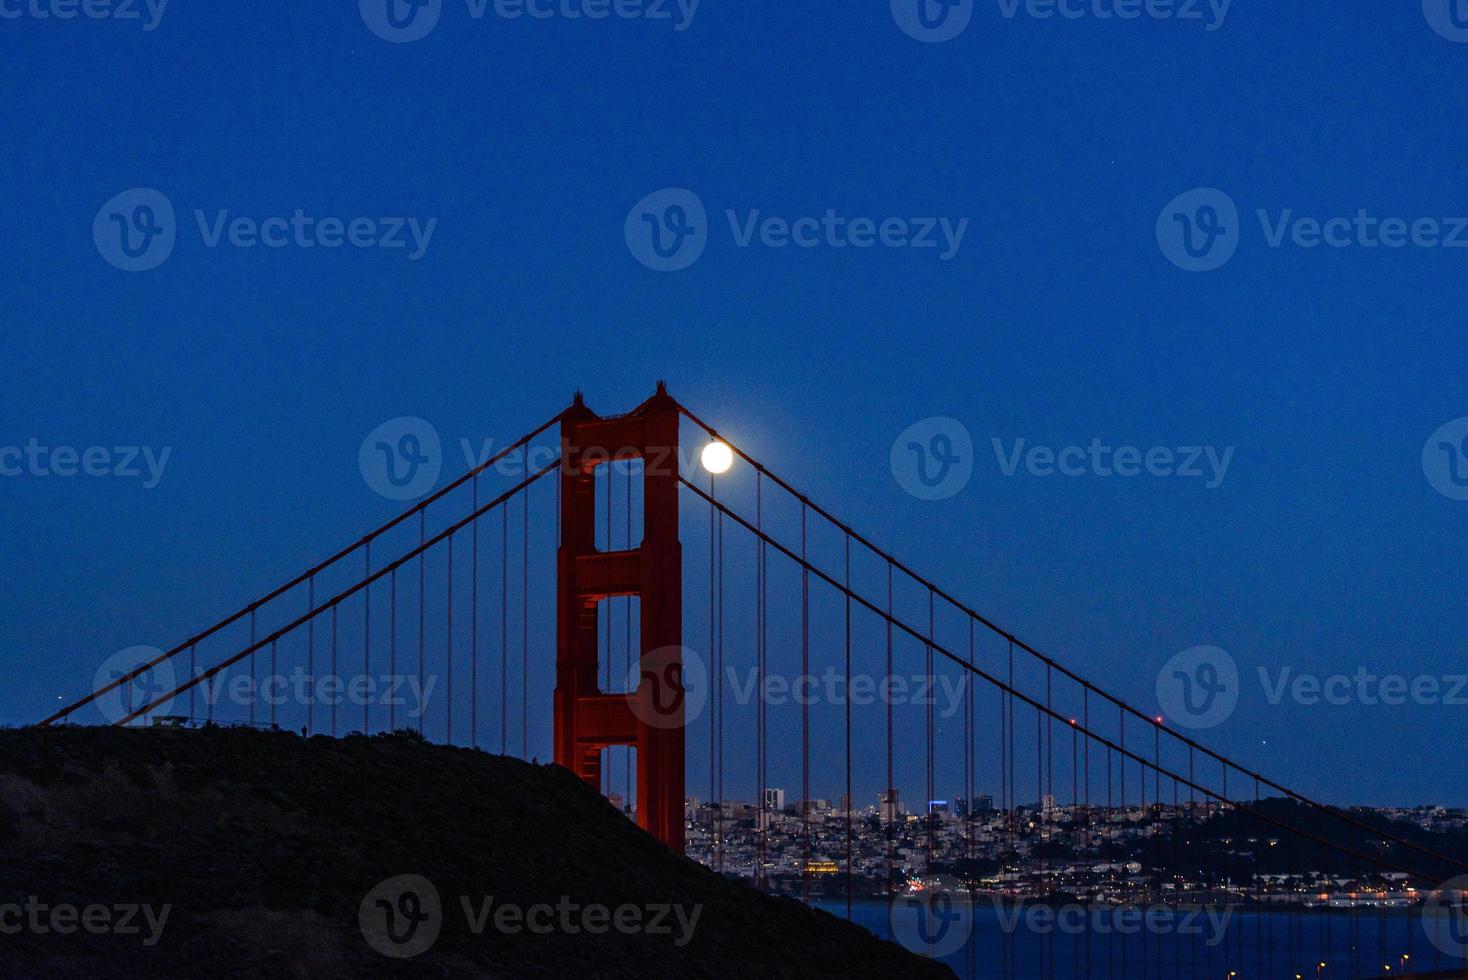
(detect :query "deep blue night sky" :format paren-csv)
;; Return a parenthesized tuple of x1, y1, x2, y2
(3, 1, 1467, 808)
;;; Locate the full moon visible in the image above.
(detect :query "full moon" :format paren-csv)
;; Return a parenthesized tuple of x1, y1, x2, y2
(701, 441, 734, 474)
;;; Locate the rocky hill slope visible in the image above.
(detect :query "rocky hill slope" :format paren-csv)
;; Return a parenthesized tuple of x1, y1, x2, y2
(0, 726, 954, 978)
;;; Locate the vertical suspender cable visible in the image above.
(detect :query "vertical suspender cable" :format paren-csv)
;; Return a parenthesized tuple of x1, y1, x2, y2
(249, 608, 257, 727)
(801, 503, 809, 904)
(1006, 639, 1015, 980)
(331, 605, 339, 736)
(1046, 664, 1054, 980)
(1084, 687, 1091, 980)
(1039, 707, 1051, 974)
(364, 541, 371, 735)
(307, 576, 316, 733)
(843, 532, 852, 920)
(625, 461, 632, 812)
(472, 474, 479, 749)
(604, 467, 612, 798)
(1119, 706, 1127, 980)
(756, 472, 766, 887)
(447, 533, 454, 743)
(1072, 710, 1080, 980)
(189, 643, 197, 726)
(521, 484, 528, 757)
(927, 588, 935, 876)
(886, 561, 894, 906)
(967, 617, 977, 980)
(708, 470, 716, 863)
(717, 479, 725, 872)
(501, 502, 508, 754)
(389, 569, 397, 733)
(419, 510, 426, 736)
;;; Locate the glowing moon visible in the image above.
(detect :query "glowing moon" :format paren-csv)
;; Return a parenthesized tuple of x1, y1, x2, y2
(701, 441, 734, 475)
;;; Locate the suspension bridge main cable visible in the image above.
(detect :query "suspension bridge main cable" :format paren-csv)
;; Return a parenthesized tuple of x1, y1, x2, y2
(675, 402, 1468, 877)
(678, 476, 1455, 889)
(113, 461, 561, 728)
(44, 409, 566, 729)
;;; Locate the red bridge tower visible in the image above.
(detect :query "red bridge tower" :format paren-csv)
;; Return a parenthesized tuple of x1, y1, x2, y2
(554, 384, 685, 852)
